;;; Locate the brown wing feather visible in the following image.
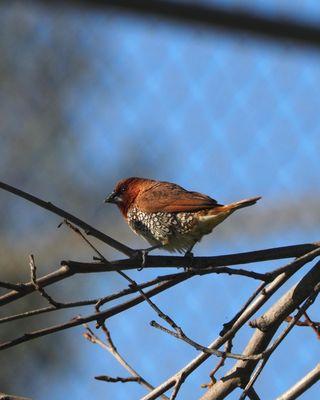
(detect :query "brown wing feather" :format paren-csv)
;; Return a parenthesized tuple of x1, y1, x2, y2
(135, 181, 221, 213)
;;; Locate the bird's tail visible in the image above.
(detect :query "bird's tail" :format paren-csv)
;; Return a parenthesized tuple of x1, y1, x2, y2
(223, 196, 261, 212)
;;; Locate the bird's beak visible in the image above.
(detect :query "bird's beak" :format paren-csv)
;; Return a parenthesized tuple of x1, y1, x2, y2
(104, 191, 121, 204)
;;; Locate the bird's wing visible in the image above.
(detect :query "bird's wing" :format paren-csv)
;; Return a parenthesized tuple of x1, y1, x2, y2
(135, 182, 221, 213)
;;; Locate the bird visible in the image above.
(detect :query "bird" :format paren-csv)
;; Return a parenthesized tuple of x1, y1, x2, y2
(104, 177, 261, 255)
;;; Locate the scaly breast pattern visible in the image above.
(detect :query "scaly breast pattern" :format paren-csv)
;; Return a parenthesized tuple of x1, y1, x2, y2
(127, 207, 198, 247)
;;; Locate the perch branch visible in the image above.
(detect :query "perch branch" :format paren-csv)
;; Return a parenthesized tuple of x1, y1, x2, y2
(2, 242, 318, 308)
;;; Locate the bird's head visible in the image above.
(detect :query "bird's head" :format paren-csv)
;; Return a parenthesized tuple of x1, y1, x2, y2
(104, 177, 155, 216)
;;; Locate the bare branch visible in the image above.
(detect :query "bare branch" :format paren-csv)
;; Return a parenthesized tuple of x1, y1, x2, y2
(0, 281, 27, 292)
(0, 273, 188, 352)
(65, 241, 320, 271)
(0, 180, 134, 257)
(285, 311, 320, 339)
(84, 324, 170, 399)
(0, 393, 31, 400)
(220, 281, 268, 336)
(240, 284, 320, 399)
(1, 243, 319, 308)
(200, 261, 320, 400)
(29, 254, 61, 307)
(0, 273, 182, 325)
(142, 248, 320, 400)
(95, 375, 141, 383)
(1, 181, 320, 399)
(247, 388, 261, 400)
(201, 340, 233, 388)
(150, 321, 259, 361)
(277, 363, 320, 400)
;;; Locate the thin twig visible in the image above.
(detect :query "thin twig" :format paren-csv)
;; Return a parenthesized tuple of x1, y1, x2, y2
(150, 321, 259, 361)
(0, 273, 182, 325)
(170, 372, 186, 400)
(95, 375, 141, 383)
(0, 180, 134, 257)
(285, 311, 320, 339)
(143, 248, 320, 400)
(220, 281, 268, 336)
(0, 281, 27, 292)
(201, 340, 233, 388)
(240, 283, 320, 399)
(83, 324, 169, 400)
(61, 220, 110, 264)
(29, 254, 61, 308)
(0, 272, 188, 352)
(0, 264, 283, 325)
(62, 220, 172, 326)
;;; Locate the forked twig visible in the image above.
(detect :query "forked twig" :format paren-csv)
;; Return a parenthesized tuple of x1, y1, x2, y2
(83, 323, 169, 400)
(29, 254, 61, 308)
(240, 283, 320, 399)
(201, 340, 233, 388)
(285, 311, 320, 339)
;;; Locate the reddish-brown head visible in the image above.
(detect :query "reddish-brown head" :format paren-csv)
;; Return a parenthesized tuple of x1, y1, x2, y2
(104, 177, 156, 217)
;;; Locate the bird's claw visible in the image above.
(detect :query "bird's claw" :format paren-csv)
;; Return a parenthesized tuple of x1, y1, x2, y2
(137, 250, 148, 271)
(132, 245, 161, 271)
(184, 250, 194, 271)
(131, 246, 159, 271)
(93, 255, 104, 262)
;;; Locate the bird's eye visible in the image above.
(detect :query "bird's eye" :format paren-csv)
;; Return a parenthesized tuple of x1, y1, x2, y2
(120, 186, 126, 193)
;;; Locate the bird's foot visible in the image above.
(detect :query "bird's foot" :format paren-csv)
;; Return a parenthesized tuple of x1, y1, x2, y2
(184, 250, 194, 271)
(132, 245, 161, 271)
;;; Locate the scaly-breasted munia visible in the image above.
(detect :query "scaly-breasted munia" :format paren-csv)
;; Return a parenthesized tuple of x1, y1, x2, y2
(105, 177, 260, 254)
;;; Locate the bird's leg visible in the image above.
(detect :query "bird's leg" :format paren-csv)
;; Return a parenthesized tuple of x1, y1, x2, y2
(132, 244, 163, 271)
(184, 244, 195, 271)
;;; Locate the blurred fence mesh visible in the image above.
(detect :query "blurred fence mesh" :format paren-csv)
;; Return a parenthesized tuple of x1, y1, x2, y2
(0, 1, 320, 399)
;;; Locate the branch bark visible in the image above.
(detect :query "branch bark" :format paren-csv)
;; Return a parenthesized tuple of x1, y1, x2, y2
(277, 363, 320, 400)
(0, 180, 134, 256)
(53, 0, 320, 48)
(142, 248, 320, 400)
(200, 260, 320, 399)
(1, 242, 318, 307)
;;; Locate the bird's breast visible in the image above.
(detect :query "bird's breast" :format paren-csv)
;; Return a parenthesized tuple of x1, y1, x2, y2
(126, 207, 208, 251)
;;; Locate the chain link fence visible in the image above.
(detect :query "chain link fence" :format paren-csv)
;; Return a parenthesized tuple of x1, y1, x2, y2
(1, 1, 320, 399)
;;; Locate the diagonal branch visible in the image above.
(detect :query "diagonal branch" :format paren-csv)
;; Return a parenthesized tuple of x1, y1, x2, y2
(200, 260, 320, 400)
(0, 281, 27, 292)
(0, 265, 267, 326)
(0, 180, 134, 257)
(0, 274, 188, 352)
(0, 393, 31, 400)
(29, 254, 61, 308)
(240, 284, 320, 399)
(277, 363, 320, 400)
(142, 247, 320, 400)
(84, 324, 170, 400)
(150, 321, 259, 361)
